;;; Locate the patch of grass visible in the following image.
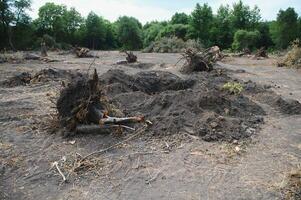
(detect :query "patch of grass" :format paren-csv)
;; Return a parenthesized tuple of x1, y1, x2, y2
(222, 82, 244, 95)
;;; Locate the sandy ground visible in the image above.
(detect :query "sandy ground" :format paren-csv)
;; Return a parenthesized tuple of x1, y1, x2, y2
(0, 52, 300, 200)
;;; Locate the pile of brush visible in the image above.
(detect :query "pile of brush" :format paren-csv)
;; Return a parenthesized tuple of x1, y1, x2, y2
(278, 39, 301, 68)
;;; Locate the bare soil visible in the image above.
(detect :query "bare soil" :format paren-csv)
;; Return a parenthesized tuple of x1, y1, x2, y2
(0, 52, 300, 200)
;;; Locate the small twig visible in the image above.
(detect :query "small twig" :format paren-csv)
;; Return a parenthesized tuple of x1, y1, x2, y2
(51, 161, 67, 182)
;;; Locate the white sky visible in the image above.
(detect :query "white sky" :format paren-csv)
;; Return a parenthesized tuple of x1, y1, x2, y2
(29, 0, 301, 24)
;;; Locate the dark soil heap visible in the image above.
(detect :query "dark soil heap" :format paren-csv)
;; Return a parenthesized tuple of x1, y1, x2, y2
(100, 69, 195, 95)
(99, 69, 266, 142)
(1, 68, 83, 87)
(1, 72, 32, 87)
(243, 80, 301, 115)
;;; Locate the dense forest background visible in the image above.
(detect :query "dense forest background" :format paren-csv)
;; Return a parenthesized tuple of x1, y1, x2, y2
(0, 0, 300, 51)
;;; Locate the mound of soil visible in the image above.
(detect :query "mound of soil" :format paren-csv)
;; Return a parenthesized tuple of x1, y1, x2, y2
(125, 63, 154, 69)
(100, 69, 266, 142)
(258, 94, 301, 115)
(30, 68, 83, 83)
(100, 69, 195, 95)
(1, 68, 83, 87)
(243, 80, 301, 115)
(1, 72, 32, 87)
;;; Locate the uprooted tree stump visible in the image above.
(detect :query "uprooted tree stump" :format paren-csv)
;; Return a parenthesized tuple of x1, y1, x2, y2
(125, 51, 137, 63)
(255, 47, 268, 58)
(56, 69, 145, 133)
(75, 47, 98, 58)
(180, 48, 217, 73)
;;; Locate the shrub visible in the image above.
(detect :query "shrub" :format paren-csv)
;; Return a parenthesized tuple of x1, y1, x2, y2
(232, 30, 260, 51)
(222, 82, 244, 95)
(143, 37, 202, 53)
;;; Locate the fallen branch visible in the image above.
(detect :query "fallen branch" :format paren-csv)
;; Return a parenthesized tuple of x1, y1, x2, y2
(99, 116, 144, 125)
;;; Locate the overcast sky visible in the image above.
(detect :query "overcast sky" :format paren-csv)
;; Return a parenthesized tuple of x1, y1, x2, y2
(30, 0, 301, 24)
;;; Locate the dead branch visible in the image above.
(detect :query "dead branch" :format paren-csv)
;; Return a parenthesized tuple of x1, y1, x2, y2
(99, 116, 144, 125)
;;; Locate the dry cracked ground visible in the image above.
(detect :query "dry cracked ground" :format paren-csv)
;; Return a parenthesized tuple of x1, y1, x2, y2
(0, 52, 300, 200)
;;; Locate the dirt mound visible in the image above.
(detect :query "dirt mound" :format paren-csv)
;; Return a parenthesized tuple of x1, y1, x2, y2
(1, 68, 83, 87)
(1, 72, 32, 87)
(125, 63, 155, 69)
(243, 80, 301, 115)
(100, 69, 195, 94)
(99, 69, 265, 142)
(30, 68, 83, 83)
(258, 94, 301, 115)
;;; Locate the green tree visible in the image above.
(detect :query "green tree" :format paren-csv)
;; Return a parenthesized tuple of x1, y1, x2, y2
(35, 3, 67, 38)
(158, 24, 189, 40)
(190, 3, 213, 47)
(257, 22, 274, 48)
(143, 22, 163, 47)
(104, 20, 117, 49)
(171, 12, 189, 25)
(273, 8, 299, 49)
(63, 7, 83, 44)
(210, 5, 233, 48)
(85, 12, 106, 49)
(231, 0, 261, 30)
(35, 3, 83, 45)
(116, 16, 143, 50)
(0, 0, 32, 50)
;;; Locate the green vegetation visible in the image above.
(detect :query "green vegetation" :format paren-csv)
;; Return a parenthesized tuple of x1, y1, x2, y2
(222, 82, 244, 95)
(0, 0, 301, 51)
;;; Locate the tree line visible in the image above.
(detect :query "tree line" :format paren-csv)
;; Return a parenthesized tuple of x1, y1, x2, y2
(0, 0, 300, 51)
